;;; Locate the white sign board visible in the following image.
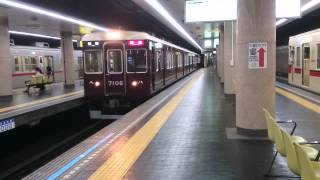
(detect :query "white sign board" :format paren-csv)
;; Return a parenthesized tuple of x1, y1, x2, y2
(185, 0, 301, 22)
(248, 42, 267, 69)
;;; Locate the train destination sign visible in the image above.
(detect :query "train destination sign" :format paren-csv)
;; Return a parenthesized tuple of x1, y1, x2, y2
(248, 42, 267, 69)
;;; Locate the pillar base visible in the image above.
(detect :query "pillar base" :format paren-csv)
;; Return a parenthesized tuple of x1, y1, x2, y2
(237, 127, 267, 137)
(0, 95, 12, 100)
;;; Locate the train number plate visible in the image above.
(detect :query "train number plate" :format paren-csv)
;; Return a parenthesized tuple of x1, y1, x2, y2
(0, 118, 15, 133)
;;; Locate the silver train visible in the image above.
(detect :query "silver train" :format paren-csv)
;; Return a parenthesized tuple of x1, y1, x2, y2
(277, 28, 320, 93)
(11, 43, 83, 88)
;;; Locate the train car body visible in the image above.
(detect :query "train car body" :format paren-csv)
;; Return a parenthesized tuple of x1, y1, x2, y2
(82, 31, 200, 118)
(11, 45, 83, 88)
(276, 46, 289, 78)
(288, 29, 320, 93)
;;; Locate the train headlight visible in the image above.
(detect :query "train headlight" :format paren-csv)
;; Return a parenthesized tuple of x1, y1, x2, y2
(94, 81, 101, 87)
(131, 81, 138, 87)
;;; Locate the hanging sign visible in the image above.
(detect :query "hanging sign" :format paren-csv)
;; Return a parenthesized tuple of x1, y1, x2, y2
(248, 42, 267, 69)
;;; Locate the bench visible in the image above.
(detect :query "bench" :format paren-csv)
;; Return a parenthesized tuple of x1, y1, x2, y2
(24, 75, 54, 94)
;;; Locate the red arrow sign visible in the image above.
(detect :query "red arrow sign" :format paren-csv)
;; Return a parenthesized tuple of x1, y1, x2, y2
(258, 48, 266, 68)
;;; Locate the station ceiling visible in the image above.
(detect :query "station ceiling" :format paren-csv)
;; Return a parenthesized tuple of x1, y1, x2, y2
(2, 0, 320, 50)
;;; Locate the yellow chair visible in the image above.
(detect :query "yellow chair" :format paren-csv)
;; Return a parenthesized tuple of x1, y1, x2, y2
(294, 142, 320, 180)
(281, 129, 318, 175)
(35, 76, 43, 84)
(263, 108, 306, 176)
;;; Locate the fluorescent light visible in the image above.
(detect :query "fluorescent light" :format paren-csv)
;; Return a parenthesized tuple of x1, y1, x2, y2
(0, 0, 109, 32)
(301, 0, 320, 13)
(9, 30, 61, 40)
(276, 18, 288, 26)
(9, 30, 78, 42)
(145, 0, 202, 51)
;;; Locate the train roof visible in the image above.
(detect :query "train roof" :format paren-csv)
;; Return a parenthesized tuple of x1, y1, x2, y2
(290, 28, 320, 39)
(82, 30, 198, 55)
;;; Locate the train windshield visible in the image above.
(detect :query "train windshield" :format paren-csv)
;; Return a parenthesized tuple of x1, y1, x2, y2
(106, 50, 123, 73)
(84, 51, 102, 73)
(126, 49, 147, 73)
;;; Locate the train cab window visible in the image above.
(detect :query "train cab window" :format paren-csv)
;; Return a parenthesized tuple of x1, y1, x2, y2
(317, 44, 320, 69)
(296, 47, 301, 67)
(106, 50, 122, 73)
(84, 51, 102, 73)
(127, 49, 147, 73)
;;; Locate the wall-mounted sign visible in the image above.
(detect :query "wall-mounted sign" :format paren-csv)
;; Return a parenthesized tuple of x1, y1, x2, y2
(185, 0, 301, 22)
(0, 118, 16, 133)
(248, 42, 267, 69)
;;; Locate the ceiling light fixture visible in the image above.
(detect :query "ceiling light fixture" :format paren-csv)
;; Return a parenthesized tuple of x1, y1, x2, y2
(301, 0, 320, 13)
(145, 0, 203, 51)
(0, 0, 109, 32)
(275, 18, 288, 26)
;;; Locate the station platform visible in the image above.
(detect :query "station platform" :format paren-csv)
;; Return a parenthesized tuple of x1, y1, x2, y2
(24, 68, 320, 180)
(0, 80, 84, 133)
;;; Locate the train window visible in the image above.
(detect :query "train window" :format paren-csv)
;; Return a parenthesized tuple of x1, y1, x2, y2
(296, 47, 301, 67)
(106, 50, 122, 74)
(317, 44, 320, 69)
(303, 46, 310, 59)
(289, 46, 295, 63)
(14, 56, 37, 73)
(127, 49, 147, 73)
(84, 51, 102, 73)
(155, 51, 161, 72)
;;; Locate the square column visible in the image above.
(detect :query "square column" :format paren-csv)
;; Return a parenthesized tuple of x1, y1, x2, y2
(223, 21, 236, 95)
(219, 28, 224, 83)
(236, 0, 276, 136)
(61, 31, 75, 87)
(0, 16, 12, 97)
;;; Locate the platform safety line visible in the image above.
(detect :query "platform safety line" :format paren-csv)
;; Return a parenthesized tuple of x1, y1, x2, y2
(89, 73, 202, 180)
(46, 133, 114, 180)
(0, 90, 83, 114)
(276, 87, 320, 113)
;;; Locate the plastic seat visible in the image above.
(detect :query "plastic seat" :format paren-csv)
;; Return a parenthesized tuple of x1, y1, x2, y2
(35, 76, 43, 84)
(294, 142, 320, 180)
(263, 108, 275, 143)
(281, 129, 318, 175)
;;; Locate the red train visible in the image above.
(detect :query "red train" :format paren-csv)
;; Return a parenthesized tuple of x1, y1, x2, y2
(82, 31, 201, 118)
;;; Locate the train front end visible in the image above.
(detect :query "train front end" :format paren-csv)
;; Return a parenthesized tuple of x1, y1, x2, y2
(82, 32, 151, 118)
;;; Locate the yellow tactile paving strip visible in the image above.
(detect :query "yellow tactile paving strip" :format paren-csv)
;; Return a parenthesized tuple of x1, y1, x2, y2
(276, 87, 320, 113)
(89, 72, 202, 180)
(0, 90, 83, 114)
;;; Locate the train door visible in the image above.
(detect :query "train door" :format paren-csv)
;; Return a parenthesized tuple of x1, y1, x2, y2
(302, 43, 310, 87)
(289, 46, 294, 82)
(43, 56, 55, 81)
(104, 43, 125, 96)
(78, 57, 84, 79)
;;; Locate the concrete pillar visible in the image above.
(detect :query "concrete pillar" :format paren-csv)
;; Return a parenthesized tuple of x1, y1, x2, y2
(224, 21, 236, 95)
(61, 31, 75, 87)
(0, 16, 12, 97)
(216, 45, 220, 75)
(219, 28, 224, 83)
(236, 0, 276, 135)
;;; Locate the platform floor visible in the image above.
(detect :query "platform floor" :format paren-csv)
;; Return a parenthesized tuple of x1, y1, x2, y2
(0, 80, 83, 109)
(25, 68, 320, 180)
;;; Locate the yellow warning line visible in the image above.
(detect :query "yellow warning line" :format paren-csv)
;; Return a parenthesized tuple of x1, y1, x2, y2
(89, 72, 202, 180)
(276, 87, 320, 113)
(0, 90, 83, 114)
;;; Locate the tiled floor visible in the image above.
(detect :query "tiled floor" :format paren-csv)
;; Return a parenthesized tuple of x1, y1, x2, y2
(124, 67, 320, 180)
